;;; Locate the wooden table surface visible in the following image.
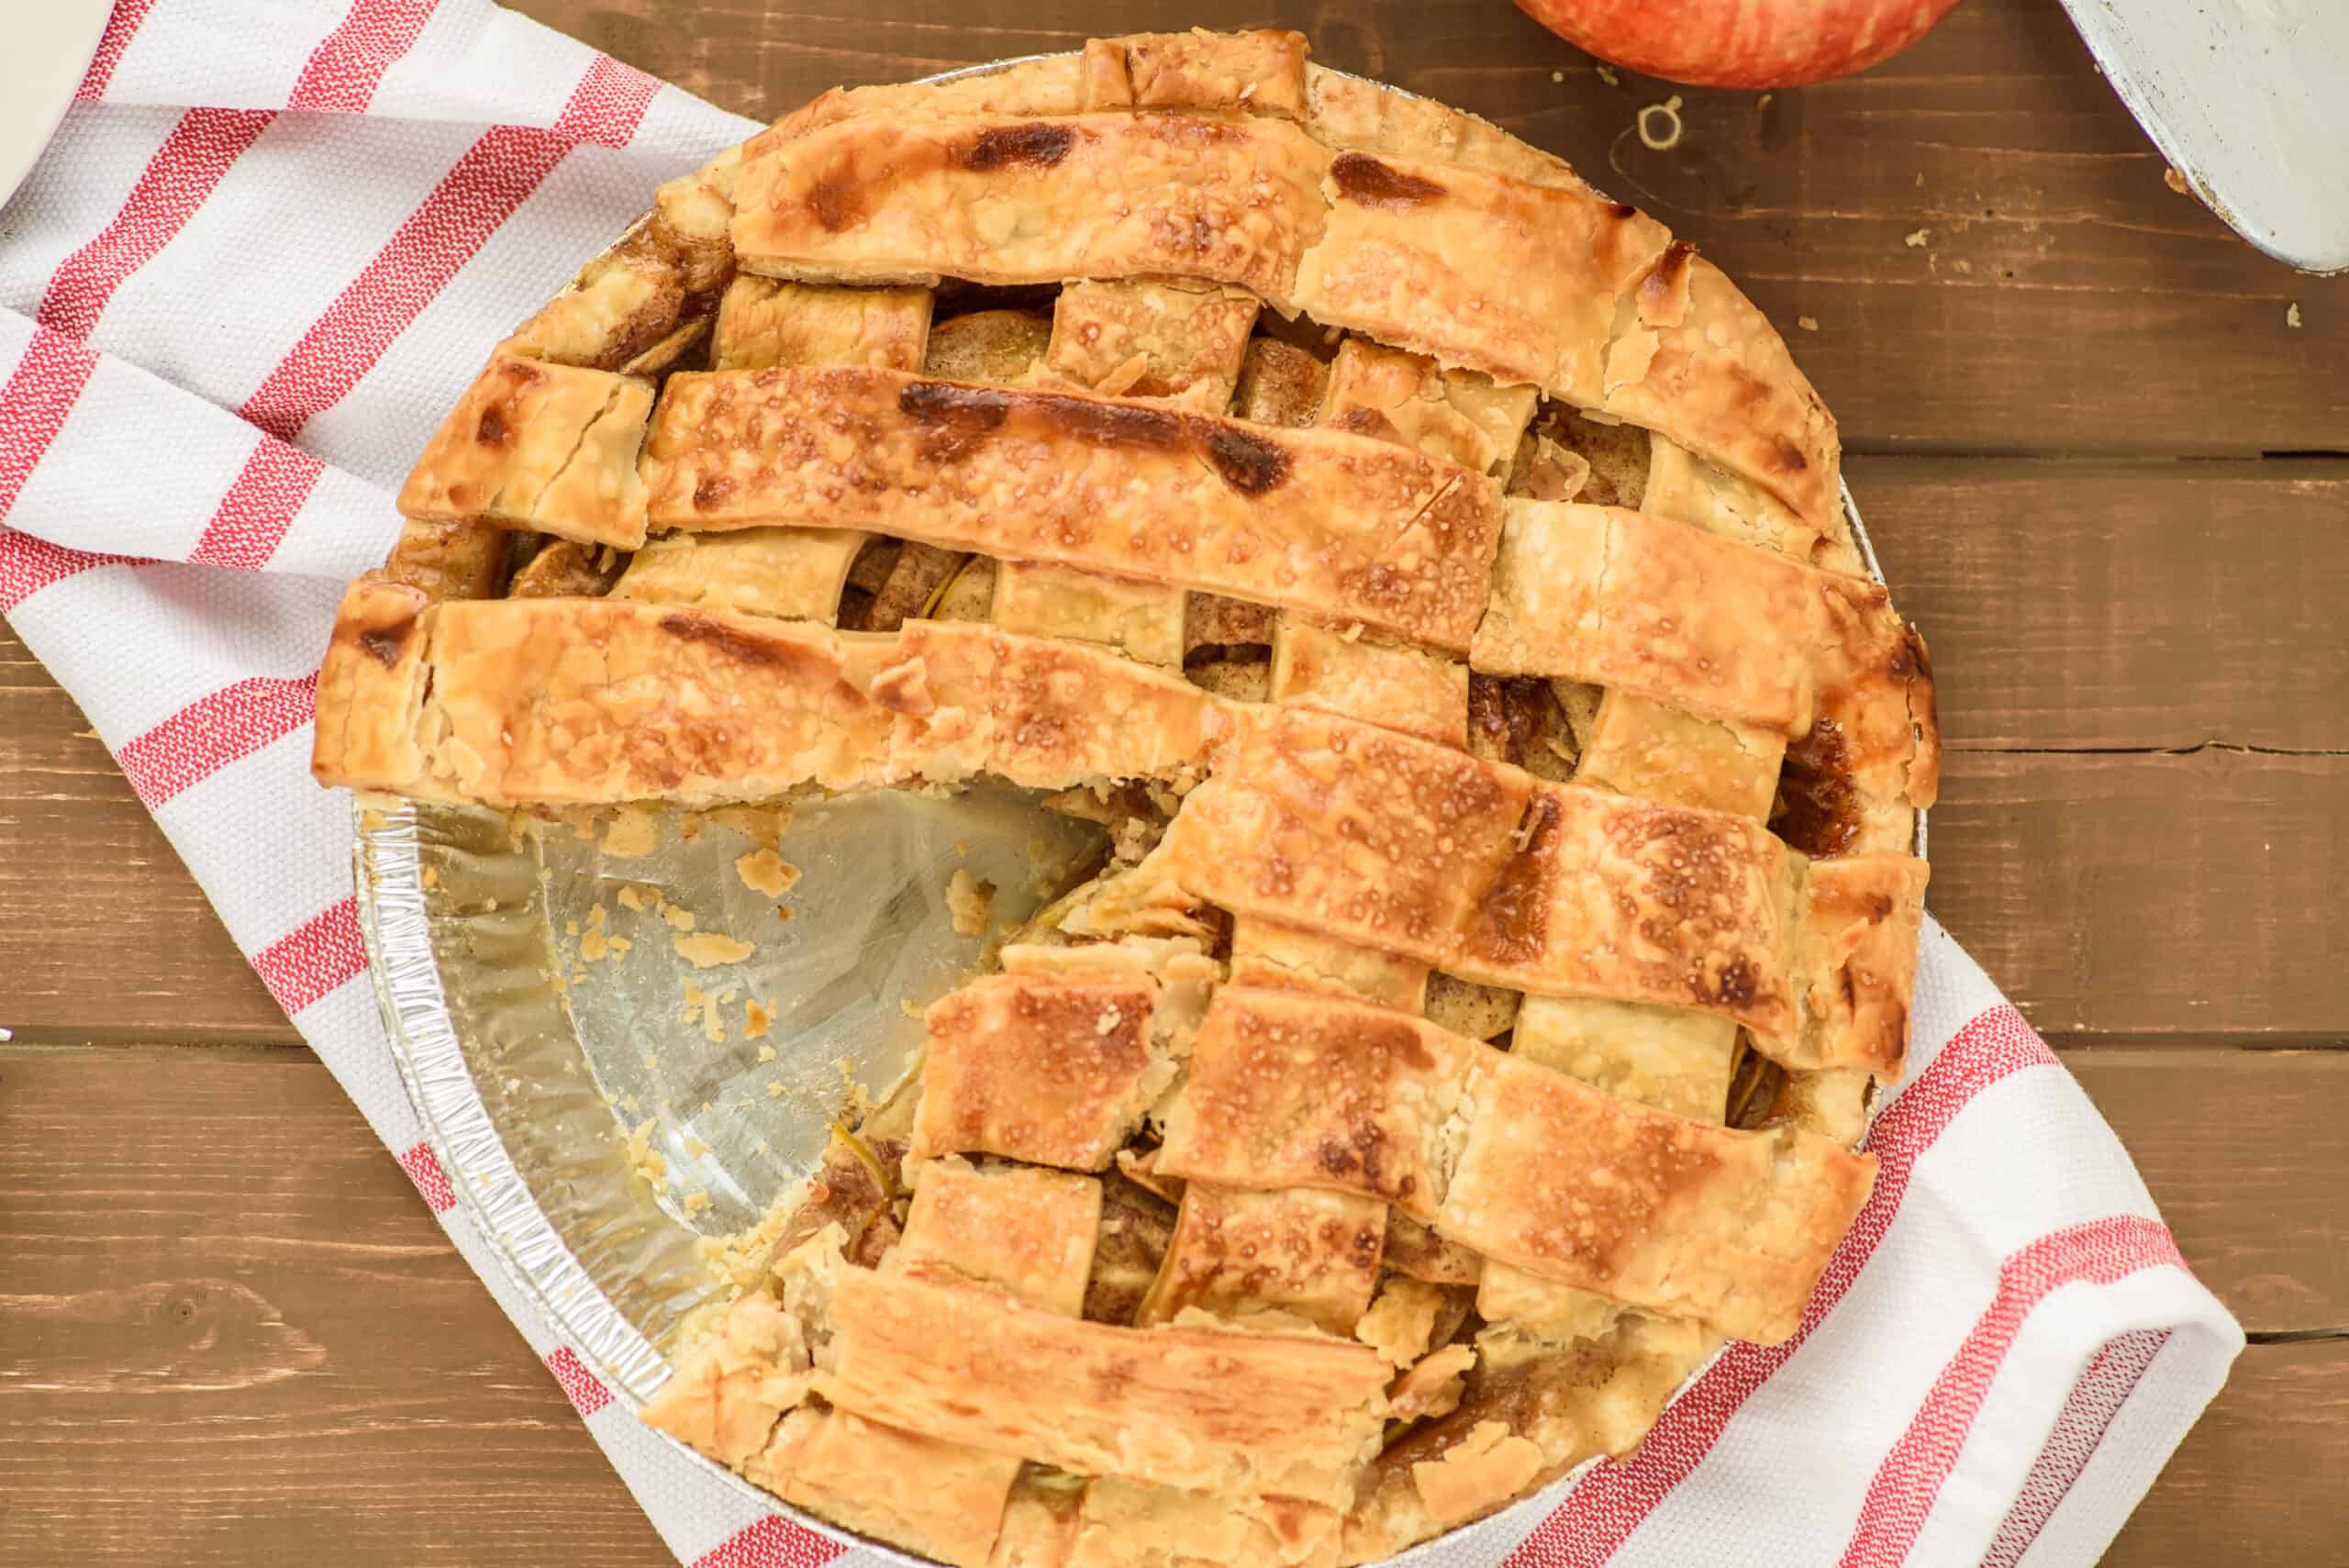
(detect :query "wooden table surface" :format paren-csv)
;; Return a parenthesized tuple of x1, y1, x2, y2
(5, 1, 2344, 1562)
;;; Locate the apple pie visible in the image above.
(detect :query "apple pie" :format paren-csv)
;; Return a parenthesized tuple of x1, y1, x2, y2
(314, 28, 1938, 1567)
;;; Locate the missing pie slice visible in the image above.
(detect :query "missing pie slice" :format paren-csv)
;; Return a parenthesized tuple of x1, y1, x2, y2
(315, 28, 1939, 1567)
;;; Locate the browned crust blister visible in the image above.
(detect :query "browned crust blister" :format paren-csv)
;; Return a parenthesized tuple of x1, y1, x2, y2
(318, 27, 1951, 1568)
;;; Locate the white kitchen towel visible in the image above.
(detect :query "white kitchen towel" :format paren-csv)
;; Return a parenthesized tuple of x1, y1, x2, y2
(0, 3, 2243, 1564)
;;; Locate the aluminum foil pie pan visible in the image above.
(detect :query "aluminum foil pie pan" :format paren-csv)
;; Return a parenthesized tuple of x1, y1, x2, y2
(361, 50, 1918, 1558)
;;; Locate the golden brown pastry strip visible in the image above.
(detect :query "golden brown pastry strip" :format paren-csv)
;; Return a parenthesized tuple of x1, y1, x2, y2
(782, 1415, 1018, 1568)
(1135, 1183, 1388, 1335)
(310, 581, 1228, 806)
(1295, 153, 1667, 405)
(742, 28, 1309, 159)
(735, 111, 1331, 297)
(1473, 499, 1818, 733)
(637, 366, 1505, 650)
(1437, 1049, 1874, 1344)
(1042, 279, 1261, 408)
(1602, 246, 1839, 532)
(813, 1267, 1391, 1504)
(1316, 338, 1540, 476)
(1153, 705, 1785, 1029)
(1267, 617, 1469, 750)
(892, 1159, 1105, 1315)
(1156, 986, 1475, 1222)
(913, 973, 1168, 1172)
(396, 354, 653, 549)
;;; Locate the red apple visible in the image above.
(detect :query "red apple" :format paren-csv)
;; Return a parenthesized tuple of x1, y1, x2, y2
(1514, 0, 1963, 88)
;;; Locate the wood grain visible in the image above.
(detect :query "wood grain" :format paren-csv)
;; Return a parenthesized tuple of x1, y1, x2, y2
(1928, 748, 2348, 1041)
(509, 0, 2349, 457)
(0, 627, 295, 1044)
(0, 1044, 665, 1566)
(1850, 457, 2349, 754)
(0, 1041, 2333, 1566)
(2065, 1050, 2349, 1332)
(2106, 1346, 2349, 1568)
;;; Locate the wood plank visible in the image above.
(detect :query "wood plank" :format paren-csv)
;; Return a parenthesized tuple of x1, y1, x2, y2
(508, 0, 2349, 456)
(2105, 1345, 2349, 1568)
(0, 1043, 665, 1567)
(1932, 749, 2349, 1041)
(0, 625, 295, 1044)
(1851, 457, 2349, 753)
(2061, 1049, 2349, 1329)
(1, 1040, 2334, 1565)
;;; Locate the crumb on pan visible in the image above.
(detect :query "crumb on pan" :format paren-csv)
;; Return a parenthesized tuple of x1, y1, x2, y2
(602, 805, 661, 858)
(736, 848, 802, 898)
(674, 931, 756, 969)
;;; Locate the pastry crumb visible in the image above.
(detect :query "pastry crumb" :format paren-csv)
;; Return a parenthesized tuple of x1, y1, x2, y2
(684, 1190, 710, 1213)
(2287, 301, 2302, 329)
(1549, 69, 1563, 83)
(2164, 165, 2188, 195)
(625, 1118, 667, 1184)
(946, 868, 996, 936)
(1594, 61, 1619, 86)
(735, 848, 802, 898)
(1796, 316, 1820, 332)
(420, 866, 439, 889)
(617, 884, 646, 911)
(1904, 227, 1931, 248)
(674, 931, 756, 969)
(602, 806, 660, 858)
(662, 901, 697, 931)
(682, 984, 729, 1042)
(749, 1007, 775, 1043)
(767, 1079, 785, 1097)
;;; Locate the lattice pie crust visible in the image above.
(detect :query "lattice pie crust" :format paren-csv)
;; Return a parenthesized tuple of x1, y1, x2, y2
(314, 29, 1940, 1568)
